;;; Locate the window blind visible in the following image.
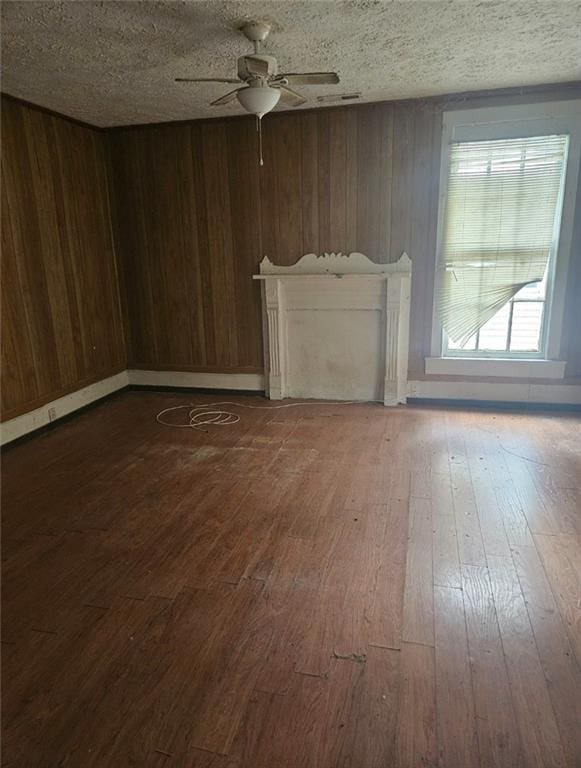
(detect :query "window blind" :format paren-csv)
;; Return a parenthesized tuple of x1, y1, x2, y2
(436, 134, 568, 348)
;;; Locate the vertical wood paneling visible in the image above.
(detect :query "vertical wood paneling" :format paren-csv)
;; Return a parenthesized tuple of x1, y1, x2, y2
(202, 122, 238, 367)
(389, 107, 414, 261)
(106, 91, 580, 378)
(315, 109, 331, 252)
(110, 102, 441, 373)
(268, 114, 305, 265)
(299, 112, 320, 254)
(343, 109, 359, 255)
(329, 112, 348, 251)
(190, 123, 216, 366)
(1, 97, 125, 421)
(4, 89, 578, 421)
(227, 119, 264, 368)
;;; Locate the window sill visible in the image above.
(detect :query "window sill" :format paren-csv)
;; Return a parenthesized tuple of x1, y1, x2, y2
(425, 357, 566, 379)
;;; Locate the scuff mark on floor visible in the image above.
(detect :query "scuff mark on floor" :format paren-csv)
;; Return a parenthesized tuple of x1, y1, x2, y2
(332, 650, 367, 663)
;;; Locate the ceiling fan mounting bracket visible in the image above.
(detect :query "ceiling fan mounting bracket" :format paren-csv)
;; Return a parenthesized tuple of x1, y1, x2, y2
(240, 20, 272, 44)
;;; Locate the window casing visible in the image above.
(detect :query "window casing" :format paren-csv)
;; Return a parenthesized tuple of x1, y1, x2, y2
(430, 101, 581, 370)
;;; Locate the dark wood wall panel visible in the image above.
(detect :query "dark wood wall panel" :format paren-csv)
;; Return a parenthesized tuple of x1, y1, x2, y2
(1, 98, 125, 420)
(109, 118, 264, 372)
(110, 102, 444, 375)
(110, 88, 581, 380)
(5, 86, 577, 408)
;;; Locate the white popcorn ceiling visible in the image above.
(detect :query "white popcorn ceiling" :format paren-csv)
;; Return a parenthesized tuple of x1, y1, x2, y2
(2, 0, 581, 127)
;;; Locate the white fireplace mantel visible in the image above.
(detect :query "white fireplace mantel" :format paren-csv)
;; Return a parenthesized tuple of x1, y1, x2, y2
(253, 252, 412, 406)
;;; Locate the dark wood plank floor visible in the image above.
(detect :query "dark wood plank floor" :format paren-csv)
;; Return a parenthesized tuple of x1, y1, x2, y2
(2, 392, 580, 768)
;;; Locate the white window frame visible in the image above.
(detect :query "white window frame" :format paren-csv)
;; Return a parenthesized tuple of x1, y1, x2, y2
(427, 100, 581, 379)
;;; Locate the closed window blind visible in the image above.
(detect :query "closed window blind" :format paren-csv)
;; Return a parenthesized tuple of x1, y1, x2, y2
(436, 134, 568, 348)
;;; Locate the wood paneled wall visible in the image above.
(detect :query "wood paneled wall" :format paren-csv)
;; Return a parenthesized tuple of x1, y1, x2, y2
(109, 87, 581, 380)
(1, 98, 125, 420)
(3, 84, 580, 419)
(109, 102, 442, 376)
(108, 119, 263, 372)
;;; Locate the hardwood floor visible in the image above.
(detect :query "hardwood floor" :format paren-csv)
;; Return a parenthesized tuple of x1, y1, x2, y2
(2, 392, 580, 767)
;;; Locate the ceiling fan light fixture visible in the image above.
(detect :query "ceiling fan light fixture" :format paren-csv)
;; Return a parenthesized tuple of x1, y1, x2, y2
(237, 85, 280, 118)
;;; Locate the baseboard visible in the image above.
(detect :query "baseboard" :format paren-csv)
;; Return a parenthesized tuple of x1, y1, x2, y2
(3, 371, 577, 447)
(407, 379, 581, 409)
(0, 371, 130, 446)
(127, 369, 265, 391)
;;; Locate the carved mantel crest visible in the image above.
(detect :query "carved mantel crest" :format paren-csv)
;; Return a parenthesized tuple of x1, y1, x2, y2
(256, 251, 411, 277)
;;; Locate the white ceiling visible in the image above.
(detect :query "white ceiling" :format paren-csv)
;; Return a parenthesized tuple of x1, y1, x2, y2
(2, 0, 581, 127)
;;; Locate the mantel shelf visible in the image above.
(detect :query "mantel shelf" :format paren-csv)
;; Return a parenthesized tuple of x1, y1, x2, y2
(253, 273, 402, 281)
(254, 251, 411, 278)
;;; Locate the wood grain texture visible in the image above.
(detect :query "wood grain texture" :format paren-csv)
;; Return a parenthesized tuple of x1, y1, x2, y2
(434, 585, 479, 768)
(2, 87, 580, 419)
(512, 544, 581, 767)
(395, 642, 437, 768)
(401, 496, 434, 646)
(461, 564, 523, 768)
(533, 533, 581, 668)
(107, 85, 581, 379)
(108, 102, 428, 373)
(487, 554, 567, 768)
(1, 97, 126, 420)
(2, 395, 580, 766)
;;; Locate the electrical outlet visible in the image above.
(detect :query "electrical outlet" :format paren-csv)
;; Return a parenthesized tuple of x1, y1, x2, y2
(48, 406, 57, 422)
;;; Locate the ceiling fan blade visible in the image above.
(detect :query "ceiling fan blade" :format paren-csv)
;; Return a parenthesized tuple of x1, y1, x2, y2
(175, 77, 240, 84)
(276, 85, 307, 107)
(277, 72, 340, 86)
(243, 56, 269, 77)
(210, 88, 243, 106)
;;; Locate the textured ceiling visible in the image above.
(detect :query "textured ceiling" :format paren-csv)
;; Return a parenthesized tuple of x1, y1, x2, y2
(2, 0, 581, 127)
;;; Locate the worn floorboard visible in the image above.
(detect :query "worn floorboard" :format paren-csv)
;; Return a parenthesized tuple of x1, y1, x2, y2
(2, 393, 580, 767)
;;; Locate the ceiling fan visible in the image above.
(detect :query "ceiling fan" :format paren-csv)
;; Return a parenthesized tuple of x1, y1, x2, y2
(176, 20, 339, 164)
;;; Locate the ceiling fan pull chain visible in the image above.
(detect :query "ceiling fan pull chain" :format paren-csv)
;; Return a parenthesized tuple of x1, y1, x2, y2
(257, 115, 264, 166)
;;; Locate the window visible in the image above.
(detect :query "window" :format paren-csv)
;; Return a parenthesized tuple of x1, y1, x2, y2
(445, 276, 548, 356)
(429, 101, 581, 375)
(439, 133, 568, 359)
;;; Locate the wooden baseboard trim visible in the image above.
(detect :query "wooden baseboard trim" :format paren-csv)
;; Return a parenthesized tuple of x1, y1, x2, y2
(0, 371, 130, 446)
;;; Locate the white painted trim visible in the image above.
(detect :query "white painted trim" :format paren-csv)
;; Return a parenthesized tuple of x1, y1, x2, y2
(255, 254, 411, 406)
(4, 369, 575, 447)
(431, 100, 581, 362)
(255, 251, 411, 277)
(1, 369, 266, 446)
(127, 369, 265, 391)
(443, 100, 581, 127)
(408, 379, 581, 405)
(0, 371, 130, 446)
(424, 358, 566, 379)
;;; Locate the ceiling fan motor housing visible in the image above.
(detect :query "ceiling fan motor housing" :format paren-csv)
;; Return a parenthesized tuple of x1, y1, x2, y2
(238, 54, 278, 81)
